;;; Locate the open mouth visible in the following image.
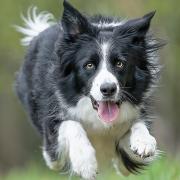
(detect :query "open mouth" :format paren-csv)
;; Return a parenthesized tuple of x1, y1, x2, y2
(90, 96, 120, 123)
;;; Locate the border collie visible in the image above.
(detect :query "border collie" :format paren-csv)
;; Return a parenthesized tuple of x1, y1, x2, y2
(15, 1, 163, 179)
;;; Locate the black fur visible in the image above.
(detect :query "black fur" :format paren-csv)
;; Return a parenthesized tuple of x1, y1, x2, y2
(116, 146, 147, 174)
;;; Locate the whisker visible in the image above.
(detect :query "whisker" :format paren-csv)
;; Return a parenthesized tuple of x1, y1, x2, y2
(121, 90, 137, 102)
(121, 86, 132, 89)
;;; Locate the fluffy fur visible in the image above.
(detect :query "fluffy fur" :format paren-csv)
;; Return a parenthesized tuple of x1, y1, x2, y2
(15, 1, 163, 179)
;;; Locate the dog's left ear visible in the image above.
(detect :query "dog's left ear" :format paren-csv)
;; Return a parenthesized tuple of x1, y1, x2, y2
(115, 11, 155, 43)
(129, 11, 155, 35)
(62, 0, 90, 36)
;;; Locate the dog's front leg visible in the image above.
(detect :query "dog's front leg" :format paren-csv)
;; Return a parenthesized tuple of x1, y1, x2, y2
(43, 120, 97, 180)
(63, 121, 97, 180)
(117, 121, 157, 173)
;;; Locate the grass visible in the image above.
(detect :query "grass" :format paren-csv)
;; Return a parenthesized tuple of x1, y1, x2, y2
(2, 157, 180, 180)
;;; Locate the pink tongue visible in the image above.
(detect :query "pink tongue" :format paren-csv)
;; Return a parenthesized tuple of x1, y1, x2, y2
(98, 101, 119, 123)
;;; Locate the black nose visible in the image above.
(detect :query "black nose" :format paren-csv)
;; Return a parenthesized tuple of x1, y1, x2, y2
(100, 83, 117, 96)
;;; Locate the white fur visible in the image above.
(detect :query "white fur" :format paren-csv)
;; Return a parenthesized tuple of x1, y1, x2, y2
(92, 20, 126, 28)
(60, 121, 97, 180)
(90, 42, 119, 101)
(101, 42, 109, 61)
(15, 6, 55, 46)
(119, 122, 157, 163)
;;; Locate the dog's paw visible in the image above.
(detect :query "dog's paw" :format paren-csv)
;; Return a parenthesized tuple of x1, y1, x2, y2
(130, 132, 157, 158)
(70, 144, 98, 180)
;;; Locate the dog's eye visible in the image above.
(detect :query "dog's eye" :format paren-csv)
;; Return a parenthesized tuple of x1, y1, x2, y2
(116, 61, 124, 69)
(85, 63, 95, 70)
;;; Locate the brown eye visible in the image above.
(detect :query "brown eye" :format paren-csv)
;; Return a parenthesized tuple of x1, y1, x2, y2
(85, 63, 95, 70)
(116, 61, 124, 69)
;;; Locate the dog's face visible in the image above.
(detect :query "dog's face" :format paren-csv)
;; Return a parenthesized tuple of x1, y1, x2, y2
(57, 1, 158, 123)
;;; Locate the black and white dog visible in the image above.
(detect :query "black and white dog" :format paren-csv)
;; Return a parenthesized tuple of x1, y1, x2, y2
(15, 1, 163, 179)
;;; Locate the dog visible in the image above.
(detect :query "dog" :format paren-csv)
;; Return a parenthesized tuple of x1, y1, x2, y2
(15, 1, 163, 179)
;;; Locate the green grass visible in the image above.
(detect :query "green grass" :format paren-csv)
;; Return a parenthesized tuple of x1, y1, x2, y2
(2, 157, 180, 180)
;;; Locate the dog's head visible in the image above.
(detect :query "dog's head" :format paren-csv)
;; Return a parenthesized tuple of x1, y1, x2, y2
(57, 1, 161, 123)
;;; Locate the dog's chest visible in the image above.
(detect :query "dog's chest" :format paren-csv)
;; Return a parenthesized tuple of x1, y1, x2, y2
(89, 134, 116, 169)
(84, 121, 131, 169)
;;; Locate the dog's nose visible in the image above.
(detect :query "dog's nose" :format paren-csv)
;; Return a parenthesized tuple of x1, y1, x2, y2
(100, 83, 117, 96)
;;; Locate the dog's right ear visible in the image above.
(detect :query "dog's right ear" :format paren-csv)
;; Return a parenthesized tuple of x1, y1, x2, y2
(114, 11, 155, 45)
(62, 0, 89, 36)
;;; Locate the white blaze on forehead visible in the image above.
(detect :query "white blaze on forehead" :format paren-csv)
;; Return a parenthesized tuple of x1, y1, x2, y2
(90, 42, 119, 101)
(101, 42, 109, 62)
(92, 20, 126, 28)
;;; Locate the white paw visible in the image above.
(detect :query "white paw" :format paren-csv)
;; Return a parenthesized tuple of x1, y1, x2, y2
(130, 133, 157, 158)
(70, 144, 98, 180)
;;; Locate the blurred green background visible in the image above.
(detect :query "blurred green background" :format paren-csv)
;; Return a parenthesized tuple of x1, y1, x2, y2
(0, 0, 180, 179)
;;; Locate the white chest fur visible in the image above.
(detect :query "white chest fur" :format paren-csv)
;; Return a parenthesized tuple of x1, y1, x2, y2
(68, 97, 139, 133)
